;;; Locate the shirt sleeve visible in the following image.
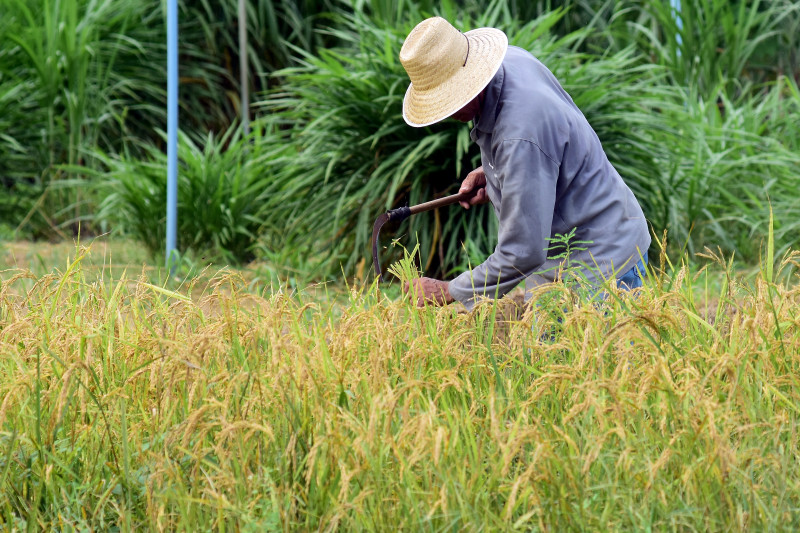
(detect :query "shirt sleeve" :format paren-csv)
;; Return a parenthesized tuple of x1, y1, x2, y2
(448, 139, 560, 309)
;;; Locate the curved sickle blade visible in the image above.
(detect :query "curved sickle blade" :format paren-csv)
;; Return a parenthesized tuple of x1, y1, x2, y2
(371, 212, 390, 277)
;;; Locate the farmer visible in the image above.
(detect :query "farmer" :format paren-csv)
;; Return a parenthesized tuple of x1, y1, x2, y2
(399, 17, 651, 309)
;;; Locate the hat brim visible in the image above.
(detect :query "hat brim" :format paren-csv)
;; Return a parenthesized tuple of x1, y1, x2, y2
(402, 27, 508, 128)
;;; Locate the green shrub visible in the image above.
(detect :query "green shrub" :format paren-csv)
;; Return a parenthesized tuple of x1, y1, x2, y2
(92, 124, 286, 263)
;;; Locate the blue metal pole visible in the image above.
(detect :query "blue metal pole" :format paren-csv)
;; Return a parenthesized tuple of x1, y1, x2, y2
(166, 0, 178, 271)
(671, 0, 683, 54)
(238, 0, 249, 136)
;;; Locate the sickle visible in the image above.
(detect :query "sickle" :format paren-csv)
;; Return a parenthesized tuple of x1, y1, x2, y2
(371, 189, 479, 279)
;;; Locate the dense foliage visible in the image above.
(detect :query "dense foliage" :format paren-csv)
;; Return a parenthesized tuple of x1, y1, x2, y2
(0, 0, 798, 279)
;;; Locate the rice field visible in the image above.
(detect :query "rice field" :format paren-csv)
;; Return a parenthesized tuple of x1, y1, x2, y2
(0, 240, 799, 531)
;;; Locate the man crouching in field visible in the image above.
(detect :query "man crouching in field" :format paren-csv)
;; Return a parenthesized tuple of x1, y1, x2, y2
(399, 17, 650, 309)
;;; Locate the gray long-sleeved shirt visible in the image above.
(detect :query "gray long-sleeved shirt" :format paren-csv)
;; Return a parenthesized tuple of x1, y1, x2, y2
(448, 46, 651, 308)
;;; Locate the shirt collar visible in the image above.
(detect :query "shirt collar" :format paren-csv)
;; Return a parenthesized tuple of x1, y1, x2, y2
(470, 63, 505, 141)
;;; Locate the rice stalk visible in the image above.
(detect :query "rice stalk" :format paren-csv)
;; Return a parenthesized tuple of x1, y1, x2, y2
(0, 241, 798, 529)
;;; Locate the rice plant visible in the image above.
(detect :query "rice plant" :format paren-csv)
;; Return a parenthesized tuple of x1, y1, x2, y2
(0, 239, 799, 530)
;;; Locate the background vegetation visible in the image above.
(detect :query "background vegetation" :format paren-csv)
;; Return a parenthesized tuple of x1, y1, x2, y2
(1, 0, 799, 279)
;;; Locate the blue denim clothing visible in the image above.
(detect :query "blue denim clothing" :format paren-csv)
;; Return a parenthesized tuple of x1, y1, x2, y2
(525, 254, 648, 305)
(617, 256, 648, 290)
(530, 255, 648, 339)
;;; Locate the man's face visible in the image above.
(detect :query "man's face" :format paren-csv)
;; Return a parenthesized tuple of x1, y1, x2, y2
(449, 94, 481, 123)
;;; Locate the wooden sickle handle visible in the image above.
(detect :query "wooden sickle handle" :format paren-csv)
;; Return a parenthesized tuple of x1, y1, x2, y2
(408, 188, 480, 215)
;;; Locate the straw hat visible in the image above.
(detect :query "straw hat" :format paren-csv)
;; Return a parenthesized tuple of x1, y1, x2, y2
(400, 17, 508, 127)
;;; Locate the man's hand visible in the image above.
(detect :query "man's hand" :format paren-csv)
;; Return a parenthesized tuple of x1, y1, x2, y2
(459, 166, 490, 209)
(403, 277, 454, 307)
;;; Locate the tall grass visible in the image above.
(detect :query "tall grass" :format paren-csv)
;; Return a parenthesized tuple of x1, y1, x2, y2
(2, 0, 799, 277)
(624, 0, 793, 95)
(0, 0, 133, 235)
(0, 0, 177, 236)
(1, 242, 799, 529)
(652, 81, 800, 259)
(0, 0, 334, 237)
